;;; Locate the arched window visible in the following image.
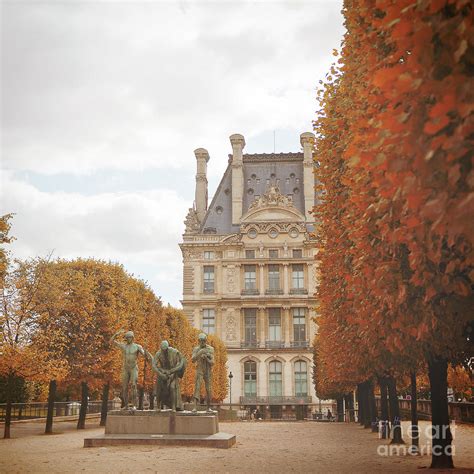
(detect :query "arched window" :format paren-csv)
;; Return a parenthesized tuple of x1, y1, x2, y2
(294, 360, 308, 396)
(269, 360, 282, 397)
(244, 361, 257, 397)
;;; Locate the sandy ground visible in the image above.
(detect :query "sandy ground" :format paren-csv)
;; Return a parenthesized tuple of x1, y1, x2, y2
(1, 419, 473, 473)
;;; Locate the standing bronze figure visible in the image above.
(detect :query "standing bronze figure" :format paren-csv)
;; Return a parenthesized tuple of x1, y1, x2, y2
(192, 333, 215, 412)
(151, 340, 186, 411)
(110, 329, 147, 409)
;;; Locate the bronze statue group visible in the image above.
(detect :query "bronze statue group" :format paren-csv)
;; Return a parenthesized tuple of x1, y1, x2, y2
(110, 330, 214, 413)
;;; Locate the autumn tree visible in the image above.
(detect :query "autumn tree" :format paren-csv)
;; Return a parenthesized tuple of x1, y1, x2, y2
(313, 0, 473, 468)
(0, 214, 14, 285)
(0, 258, 66, 438)
(31, 259, 229, 410)
(448, 364, 472, 401)
(31, 257, 168, 417)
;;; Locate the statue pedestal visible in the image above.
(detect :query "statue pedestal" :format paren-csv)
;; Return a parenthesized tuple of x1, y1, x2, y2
(84, 410, 236, 449)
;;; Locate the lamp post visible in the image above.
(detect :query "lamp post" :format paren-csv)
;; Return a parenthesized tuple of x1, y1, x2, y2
(228, 371, 233, 411)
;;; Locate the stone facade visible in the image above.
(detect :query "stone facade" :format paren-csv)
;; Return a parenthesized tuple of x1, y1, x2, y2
(180, 132, 322, 419)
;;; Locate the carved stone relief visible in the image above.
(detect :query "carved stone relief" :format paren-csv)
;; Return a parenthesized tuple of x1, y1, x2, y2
(226, 311, 237, 341)
(248, 185, 295, 211)
(181, 248, 202, 260)
(222, 234, 241, 244)
(183, 208, 200, 234)
(226, 266, 236, 293)
(241, 222, 306, 235)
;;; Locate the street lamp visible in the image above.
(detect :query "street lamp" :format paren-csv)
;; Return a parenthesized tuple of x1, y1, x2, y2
(228, 371, 234, 411)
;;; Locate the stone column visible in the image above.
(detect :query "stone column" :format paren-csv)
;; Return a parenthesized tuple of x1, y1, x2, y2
(258, 357, 266, 397)
(283, 263, 289, 295)
(258, 307, 266, 348)
(300, 132, 315, 223)
(194, 307, 200, 329)
(308, 308, 316, 341)
(214, 261, 220, 296)
(283, 306, 291, 348)
(194, 148, 210, 223)
(230, 134, 245, 225)
(259, 263, 265, 296)
(307, 262, 315, 295)
(215, 304, 222, 339)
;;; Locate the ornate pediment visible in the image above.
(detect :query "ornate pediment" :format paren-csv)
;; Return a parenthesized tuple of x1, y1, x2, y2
(242, 185, 305, 223)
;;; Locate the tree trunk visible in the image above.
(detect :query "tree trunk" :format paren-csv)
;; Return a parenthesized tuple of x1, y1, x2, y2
(378, 376, 390, 439)
(99, 382, 110, 427)
(368, 379, 378, 432)
(77, 382, 88, 430)
(409, 371, 419, 454)
(344, 393, 354, 422)
(336, 397, 344, 422)
(45, 379, 57, 434)
(3, 374, 13, 439)
(357, 383, 364, 426)
(387, 375, 404, 444)
(428, 356, 453, 468)
(363, 382, 371, 429)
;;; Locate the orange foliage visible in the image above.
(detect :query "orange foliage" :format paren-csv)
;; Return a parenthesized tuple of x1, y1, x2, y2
(448, 364, 472, 400)
(312, 0, 473, 398)
(29, 259, 228, 401)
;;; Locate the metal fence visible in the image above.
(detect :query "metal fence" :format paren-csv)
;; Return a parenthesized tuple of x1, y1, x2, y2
(375, 398, 474, 424)
(0, 400, 119, 422)
(239, 395, 312, 405)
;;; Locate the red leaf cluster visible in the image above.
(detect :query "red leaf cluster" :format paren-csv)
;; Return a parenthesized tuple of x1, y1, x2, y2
(313, 0, 473, 398)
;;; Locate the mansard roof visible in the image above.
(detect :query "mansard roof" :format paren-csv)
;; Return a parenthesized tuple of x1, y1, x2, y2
(200, 151, 315, 235)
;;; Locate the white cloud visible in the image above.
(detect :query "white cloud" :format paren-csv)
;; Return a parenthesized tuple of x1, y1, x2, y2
(1, 172, 188, 305)
(2, 1, 344, 175)
(1, 1, 345, 305)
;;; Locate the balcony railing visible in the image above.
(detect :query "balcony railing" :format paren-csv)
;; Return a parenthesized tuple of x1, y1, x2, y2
(241, 289, 259, 296)
(265, 289, 284, 295)
(290, 340, 310, 348)
(289, 288, 308, 295)
(241, 340, 258, 349)
(265, 340, 285, 349)
(240, 396, 312, 405)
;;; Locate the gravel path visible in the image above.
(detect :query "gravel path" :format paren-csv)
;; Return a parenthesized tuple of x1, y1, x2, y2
(1, 420, 473, 473)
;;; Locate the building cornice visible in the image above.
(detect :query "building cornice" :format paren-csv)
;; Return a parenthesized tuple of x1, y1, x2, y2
(228, 152, 305, 163)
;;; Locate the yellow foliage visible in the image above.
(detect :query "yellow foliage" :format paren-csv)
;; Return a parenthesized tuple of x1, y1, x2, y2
(1, 257, 228, 402)
(448, 364, 472, 400)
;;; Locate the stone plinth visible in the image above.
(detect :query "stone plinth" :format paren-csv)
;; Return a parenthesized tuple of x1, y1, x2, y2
(105, 410, 218, 435)
(84, 410, 236, 449)
(84, 432, 236, 449)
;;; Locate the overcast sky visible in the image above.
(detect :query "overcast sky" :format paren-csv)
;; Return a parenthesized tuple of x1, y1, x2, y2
(1, 0, 345, 306)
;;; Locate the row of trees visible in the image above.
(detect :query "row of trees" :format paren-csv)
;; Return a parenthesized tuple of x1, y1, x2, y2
(312, 0, 472, 469)
(0, 214, 228, 437)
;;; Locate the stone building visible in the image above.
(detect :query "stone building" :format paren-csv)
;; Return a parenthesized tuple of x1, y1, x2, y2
(180, 132, 322, 419)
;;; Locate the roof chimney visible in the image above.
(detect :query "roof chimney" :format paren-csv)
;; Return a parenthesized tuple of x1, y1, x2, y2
(300, 132, 315, 223)
(194, 148, 210, 223)
(230, 134, 245, 225)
